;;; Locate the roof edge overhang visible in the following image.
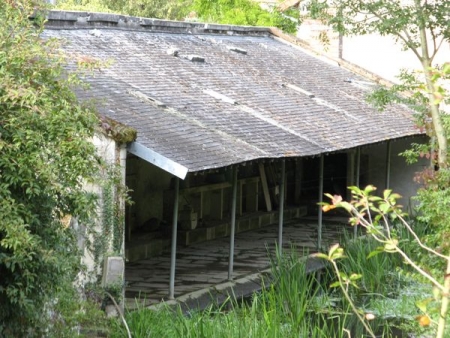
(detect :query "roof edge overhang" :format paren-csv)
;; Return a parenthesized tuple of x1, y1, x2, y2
(128, 134, 426, 178)
(128, 142, 188, 179)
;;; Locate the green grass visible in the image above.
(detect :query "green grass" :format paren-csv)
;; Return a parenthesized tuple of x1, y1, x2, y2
(338, 231, 406, 296)
(111, 240, 432, 338)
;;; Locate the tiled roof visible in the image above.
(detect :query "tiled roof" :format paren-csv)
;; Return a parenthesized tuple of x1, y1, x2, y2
(43, 11, 422, 175)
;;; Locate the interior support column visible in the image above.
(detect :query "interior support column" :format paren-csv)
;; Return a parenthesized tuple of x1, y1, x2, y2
(294, 159, 303, 204)
(317, 154, 324, 251)
(228, 167, 238, 281)
(348, 151, 355, 199)
(354, 147, 361, 238)
(169, 177, 179, 299)
(385, 141, 391, 189)
(278, 159, 286, 252)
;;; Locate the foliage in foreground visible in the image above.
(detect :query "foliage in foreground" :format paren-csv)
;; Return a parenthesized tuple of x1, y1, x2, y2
(112, 244, 429, 338)
(320, 186, 450, 338)
(0, 1, 101, 335)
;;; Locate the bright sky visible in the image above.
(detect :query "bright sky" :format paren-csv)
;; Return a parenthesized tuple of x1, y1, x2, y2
(342, 34, 450, 84)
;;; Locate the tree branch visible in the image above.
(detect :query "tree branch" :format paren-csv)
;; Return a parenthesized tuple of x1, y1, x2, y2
(430, 36, 445, 62)
(394, 247, 445, 293)
(397, 213, 448, 260)
(401, 29, 422, 61)
(330, 260, 377, 338)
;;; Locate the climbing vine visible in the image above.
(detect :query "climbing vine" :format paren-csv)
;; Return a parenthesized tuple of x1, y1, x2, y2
(86, 161, 129, 275)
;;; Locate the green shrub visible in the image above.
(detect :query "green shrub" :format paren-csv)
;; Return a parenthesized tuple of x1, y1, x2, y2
(0, 1, 101, 335)
(192, 0, 298, 33)
(56, 0, 192, 20)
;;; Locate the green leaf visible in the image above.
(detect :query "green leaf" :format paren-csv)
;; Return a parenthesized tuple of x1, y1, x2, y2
(384, 239, 398, 252)
(312, 252, 329, 260)
(330, 281, 341, 288)
(349, 273, 362, 281)
(328, 244, 345, 260)
(379, 202, 390, 214)
(366, 249, 383, 259)
(383, 189, 393, 199)
(415, 298, 433, 313)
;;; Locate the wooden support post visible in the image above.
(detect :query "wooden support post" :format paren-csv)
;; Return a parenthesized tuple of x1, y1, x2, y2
(258, 163, 272, 212)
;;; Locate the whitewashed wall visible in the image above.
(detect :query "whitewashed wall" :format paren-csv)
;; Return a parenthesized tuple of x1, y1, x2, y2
(362, 136, 429, 213)
(76, 134, 124, 284)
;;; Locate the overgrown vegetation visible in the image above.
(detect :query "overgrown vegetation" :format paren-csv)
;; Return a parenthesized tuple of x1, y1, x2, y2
(306, 3, 450, 335)
(56, 0, 191, 20)
(0, 1, 125, 336)
(3, 0, 448, 336)
(191, 0, 299, 33)
(111, 244, 432, 337)
(55, 0, 299, 33)
(320, 186, 450, 338)
(308, 0, 450, 257)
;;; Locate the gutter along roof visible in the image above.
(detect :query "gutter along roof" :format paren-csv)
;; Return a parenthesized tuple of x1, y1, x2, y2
(43, 11, 422, 178)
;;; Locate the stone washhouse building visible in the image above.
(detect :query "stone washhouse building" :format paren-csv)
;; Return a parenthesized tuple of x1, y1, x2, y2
(43, 11, 428, 300)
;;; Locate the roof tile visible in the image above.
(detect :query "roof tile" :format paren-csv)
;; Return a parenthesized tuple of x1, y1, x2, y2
(43, 12, 422, 172)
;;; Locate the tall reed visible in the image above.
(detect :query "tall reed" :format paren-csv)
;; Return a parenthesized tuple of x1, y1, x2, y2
(112, 241, 420, 337)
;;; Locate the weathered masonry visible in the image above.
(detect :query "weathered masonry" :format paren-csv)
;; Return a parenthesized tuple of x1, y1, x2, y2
(43, 10, 428, 299)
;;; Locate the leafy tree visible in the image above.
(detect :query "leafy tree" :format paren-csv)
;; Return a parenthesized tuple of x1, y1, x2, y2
(56, 0, 113, 13)
(308, 2, 450, 336)
(108, 0, 191, 20)
(192, 0, 299, 33)
(309, 0, 450, 167)
(56, 0, 192, 20)
(308, 0, 450, 295)
(0, 1, 102, 335)
(55, 0, 299, 33)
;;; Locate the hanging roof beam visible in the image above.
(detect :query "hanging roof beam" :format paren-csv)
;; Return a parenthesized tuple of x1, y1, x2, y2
(127, 142, 188, 179)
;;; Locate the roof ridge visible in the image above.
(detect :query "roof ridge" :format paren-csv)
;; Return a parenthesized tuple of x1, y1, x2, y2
(43, 10, 396, 87)
(42, 10, 270, 36)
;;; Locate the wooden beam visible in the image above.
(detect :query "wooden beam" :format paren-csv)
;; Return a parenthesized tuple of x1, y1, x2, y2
(258, 163, 272, 212)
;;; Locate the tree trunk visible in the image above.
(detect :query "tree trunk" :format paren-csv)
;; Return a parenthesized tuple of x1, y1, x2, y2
(417, 2, 447, 167)
(422, 60, 447, 168)
(436, 257, 450, 338)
